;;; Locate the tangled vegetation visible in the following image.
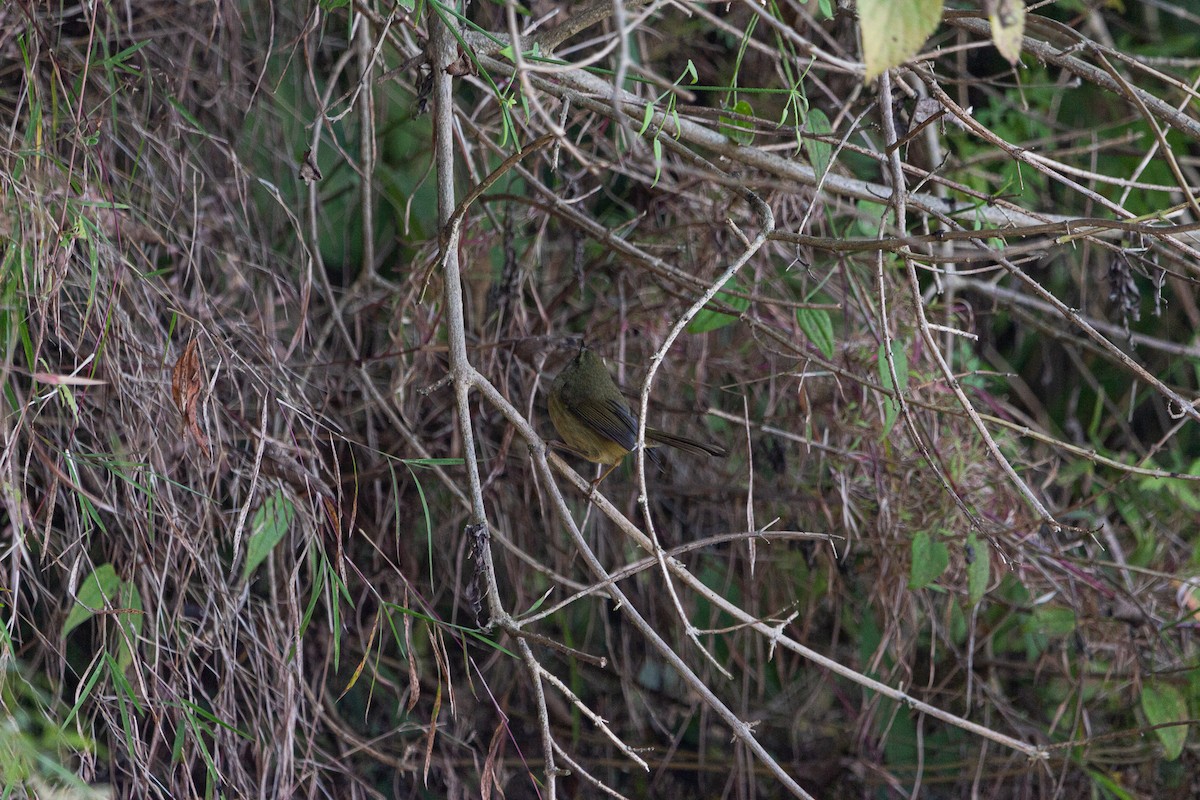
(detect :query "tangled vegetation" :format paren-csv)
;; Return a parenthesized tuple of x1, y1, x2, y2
(2, 0, 1199, 797)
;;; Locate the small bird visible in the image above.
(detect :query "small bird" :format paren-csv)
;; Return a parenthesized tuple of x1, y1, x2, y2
(548, 347, 726, 482)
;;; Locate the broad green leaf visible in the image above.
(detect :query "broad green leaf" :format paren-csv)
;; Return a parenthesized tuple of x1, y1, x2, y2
(989, 0, 1026, 64)
(62, 564, 141, 667)
(805, 108, 834, 180)
(688, 278, 750, 333)
(719, 100, 756, 146)
(859, 0, 944, 81)
(909, 531, 948, 589)
(244, 490, 296, 580)
(1141, 683, 1188, 760)
(797, 307, 835, 360)
(966, 533, 989, 605)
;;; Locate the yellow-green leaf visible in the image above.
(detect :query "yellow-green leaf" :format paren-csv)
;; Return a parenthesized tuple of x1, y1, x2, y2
(988, 0, 1026, 64)
(859, 0, 944, 81)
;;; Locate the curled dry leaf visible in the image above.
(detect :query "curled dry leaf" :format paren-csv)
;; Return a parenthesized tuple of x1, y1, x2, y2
(170, 339, 208, 449)
(404, 598, 420, 713)
(444, 45, 477, 77)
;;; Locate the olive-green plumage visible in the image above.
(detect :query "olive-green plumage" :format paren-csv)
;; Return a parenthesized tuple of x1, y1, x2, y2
(548, 348, 726, 468)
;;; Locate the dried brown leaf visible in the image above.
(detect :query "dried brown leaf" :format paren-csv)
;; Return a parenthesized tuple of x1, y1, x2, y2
(423, 682, 441, 787)
(170, 339, 208, 449)
(481, 721, 506, 800)
(405, 599, 420, 712)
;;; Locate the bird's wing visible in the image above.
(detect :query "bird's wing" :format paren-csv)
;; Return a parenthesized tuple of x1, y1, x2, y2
(568, 395, 639, 453)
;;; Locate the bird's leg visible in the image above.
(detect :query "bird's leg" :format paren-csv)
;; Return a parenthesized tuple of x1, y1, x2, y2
(589, 462, 620, 494)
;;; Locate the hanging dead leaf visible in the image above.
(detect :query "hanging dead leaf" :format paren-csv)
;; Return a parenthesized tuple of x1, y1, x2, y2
(171, 339, 208, 449)
(404, 595, 420, 713)
(481, 721, 506, 800)
(423, 682, 441, 786)
(298, 149, 323, 183)
(444, 45, 477, 77)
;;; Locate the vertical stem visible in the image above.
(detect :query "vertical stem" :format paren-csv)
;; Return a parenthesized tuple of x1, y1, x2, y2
(431, 10, 485, 525)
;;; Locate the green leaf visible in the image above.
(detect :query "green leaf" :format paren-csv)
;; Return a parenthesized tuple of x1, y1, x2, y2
(688, 278, 750, 333)
(651, 136, 663, 186)
(966, 533, 989, 605)
(877, 340, 908, 435)
(115, 583, 144, 669)
(243, 491, 296, 580)
(499, 41, 541, 62)
(852, 199, 891, 236)
(404, 457, 466, 468)
(909, 531, 948, 589)
(1030, 605, 1076, 636)
(97, 40, 151, 71)
(61, 564, 141, 666)
(805, 108, 833, 180)
(859, 0, 944, 81)
(796, 307, 835, 360)
(63, 564, 121, 638)
(1083, 769, 1137, 800)
(719, 100, 755, 146)
(1141, 683, 1188, 760)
